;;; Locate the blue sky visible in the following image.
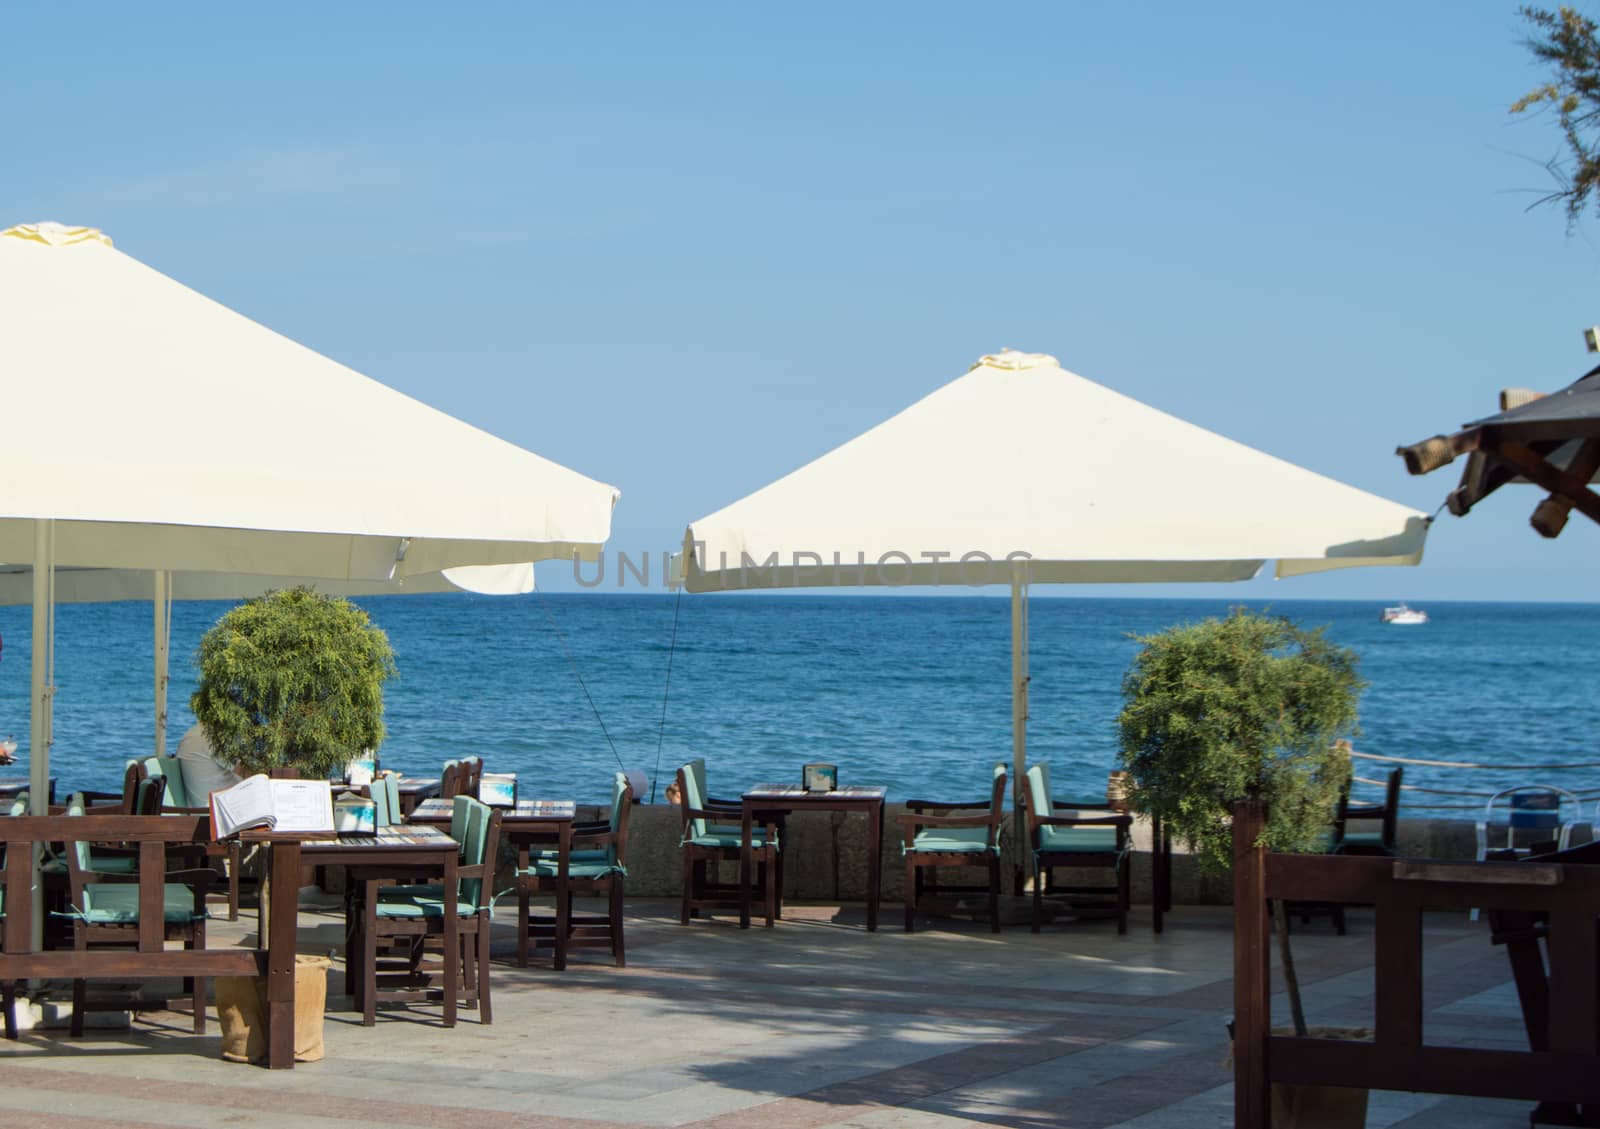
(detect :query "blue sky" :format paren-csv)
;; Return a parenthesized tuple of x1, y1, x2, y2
(9, 1, 1600, 600)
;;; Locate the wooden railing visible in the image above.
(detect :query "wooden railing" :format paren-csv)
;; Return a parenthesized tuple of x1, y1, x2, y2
(1231, 800, 1600, 1128)
(0, 815, 264, 981)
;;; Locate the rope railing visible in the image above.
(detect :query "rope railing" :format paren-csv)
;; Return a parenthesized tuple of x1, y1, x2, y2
(1352, 774, 1600, 800)
(1350, 750, 1600, 771)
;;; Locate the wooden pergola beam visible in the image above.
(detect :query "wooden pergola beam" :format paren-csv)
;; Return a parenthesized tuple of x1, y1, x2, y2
(1489, 439, 1600, 535)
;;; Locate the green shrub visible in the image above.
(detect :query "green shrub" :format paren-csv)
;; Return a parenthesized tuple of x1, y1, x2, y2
(1117, 609, 1361, 872)
(191, 587, 397, 779)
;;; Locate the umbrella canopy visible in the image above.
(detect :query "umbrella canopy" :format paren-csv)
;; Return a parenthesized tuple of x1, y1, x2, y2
(1398, 367, 1600, 538)
(682, 349, 1429, 851)
(685, 350, 1427, 590)
(0, 222, 618, 578)
(2, 221, 619, 829)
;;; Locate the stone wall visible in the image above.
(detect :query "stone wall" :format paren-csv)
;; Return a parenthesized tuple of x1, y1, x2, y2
(526, 804, 1485, 905)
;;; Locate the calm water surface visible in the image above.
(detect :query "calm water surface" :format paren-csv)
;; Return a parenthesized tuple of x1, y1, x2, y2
(0, 594, 1594, 810)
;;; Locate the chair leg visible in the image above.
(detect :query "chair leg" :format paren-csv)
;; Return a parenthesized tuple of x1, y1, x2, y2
(190, 928, 206, 1034)
(763, 850, 776, 927)
(516, 881, 531, 967)
(680, 852, 693, 925)
(1031, 863, 1043, 934)
(904, 857, 917, 933)
(1117, 857, 1130, 935)
(1, 980, 15, 1040)
(477, 917, 492, 1024)
(611, 878, 626, 968)
(988, 855, 1000, 934)
(362, 894, 378, 1027)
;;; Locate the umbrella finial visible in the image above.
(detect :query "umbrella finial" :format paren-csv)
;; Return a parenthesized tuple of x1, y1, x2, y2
(2, 222, 112, 247)
(973, 349, 1059, 372)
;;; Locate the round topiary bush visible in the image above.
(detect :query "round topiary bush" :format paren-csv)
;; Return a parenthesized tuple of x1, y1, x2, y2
(191, 586, 397, 779)
(1116, 608, 1362, 873)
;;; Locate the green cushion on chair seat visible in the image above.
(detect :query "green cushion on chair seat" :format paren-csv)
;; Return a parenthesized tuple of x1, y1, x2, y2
(517, 859, 624, 880)
(526, 848, 610, 865)
(1335, 830, 1389, 852)
(374, 890, 480, 919)
(1037, 826, 1120, 853)
(906, 828, 995, 854)
(65, 883, 205, 925)
(684, 830, 778, 850)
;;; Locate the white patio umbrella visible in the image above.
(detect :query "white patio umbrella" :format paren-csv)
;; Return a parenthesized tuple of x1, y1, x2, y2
(681, 349, 1429, 850)
(1, 222, 619, 819)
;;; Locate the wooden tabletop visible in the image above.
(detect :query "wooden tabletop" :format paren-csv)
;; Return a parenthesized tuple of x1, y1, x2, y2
(744, 784, 887, 800)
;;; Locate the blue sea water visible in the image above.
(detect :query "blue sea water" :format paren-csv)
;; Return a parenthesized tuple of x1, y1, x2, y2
(0, 594, 1596, 813)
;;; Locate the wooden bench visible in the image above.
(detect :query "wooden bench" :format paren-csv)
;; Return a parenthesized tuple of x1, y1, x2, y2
(0, 814, 265, 1035)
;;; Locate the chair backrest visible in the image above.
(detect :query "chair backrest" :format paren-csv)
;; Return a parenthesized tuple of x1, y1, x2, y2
(381, 773, 401, 826)
(1483, 785, 1583, 851)
(988, 760, 1008, 817)
(1333, 764, 1404, 849)
(462, 756, 483, 799)
(62, 794, 94, 899)
(369, 776, 393, 828)
(451, 795, 501, 912)
(132, 775, 164, 816)
(609, 771, 634, 867)
(120, 761, 146, 814)
(1025, 763, 1053, 827)
(5, 794, 26, 818)
(677, 760, 710, 839)
(441, 759, 463, 800)
(141, 754, 193, 809)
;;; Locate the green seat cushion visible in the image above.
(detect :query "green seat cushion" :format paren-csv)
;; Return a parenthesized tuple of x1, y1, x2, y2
(70, 883, 205, 925)
(1339, 830, 1387, 848)
(684, 830, 778, 850)
(527, 848, 610, 865)
(907, 827, 995, 854)
(517, 859, 624, 880)
(1037, 826, 1121, 854)
(374, 890, 479, 919)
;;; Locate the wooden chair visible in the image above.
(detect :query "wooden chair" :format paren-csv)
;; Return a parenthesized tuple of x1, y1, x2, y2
(1332, 765, 1403, 855)
(1024, 762, 1132, 934)
(675, 760, 779, 927)
(440, 758, 483, 800)
(515, 772, 633, 967)
(899, 763, 1008, 933)
(139, 754, 243, 920)
(59, 794, 213, 1036)
(355, 796, 502, 1025)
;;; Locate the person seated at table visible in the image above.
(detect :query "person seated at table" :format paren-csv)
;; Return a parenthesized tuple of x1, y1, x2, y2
(176, 722, 242, 803)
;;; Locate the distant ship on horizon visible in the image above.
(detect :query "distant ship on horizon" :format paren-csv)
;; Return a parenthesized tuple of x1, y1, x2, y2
(1381, 603, 1428, 625)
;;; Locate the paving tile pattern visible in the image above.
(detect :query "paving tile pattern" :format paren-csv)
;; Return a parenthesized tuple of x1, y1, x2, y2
(0, 900, 1550, 1127)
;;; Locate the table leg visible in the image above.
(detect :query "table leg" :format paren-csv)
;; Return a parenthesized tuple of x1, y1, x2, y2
(516, 844, 530, 968)
(739, 804, 753, 930)
(867, 801, 882, 932)
(554, 822, 571, 971)
(266, 840, 300, 1070)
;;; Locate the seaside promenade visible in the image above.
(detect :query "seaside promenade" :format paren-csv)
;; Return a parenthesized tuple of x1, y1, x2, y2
(0, 898, 1538, 1128)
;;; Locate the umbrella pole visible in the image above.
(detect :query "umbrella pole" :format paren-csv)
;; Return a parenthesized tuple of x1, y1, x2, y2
(154, 570, 171, 758)
(30, 519, 55, 949)
(1010, 566, 1029, 893)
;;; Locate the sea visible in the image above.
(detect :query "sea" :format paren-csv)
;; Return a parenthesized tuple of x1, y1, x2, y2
(0, 594, 1596, 815)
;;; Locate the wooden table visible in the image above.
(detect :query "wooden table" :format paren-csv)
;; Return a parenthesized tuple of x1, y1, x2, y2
(254, 825, 460, 1068)
(740, 784, 887, 932)
(409, 798, 578, 968)
(333, 776, 441, 819)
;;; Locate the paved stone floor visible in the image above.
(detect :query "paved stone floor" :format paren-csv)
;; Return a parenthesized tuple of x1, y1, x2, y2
(0, 898, 1551, 1127)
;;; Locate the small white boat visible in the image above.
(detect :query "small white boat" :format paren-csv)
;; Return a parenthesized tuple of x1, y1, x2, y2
(1380, 603, 1428, 625)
